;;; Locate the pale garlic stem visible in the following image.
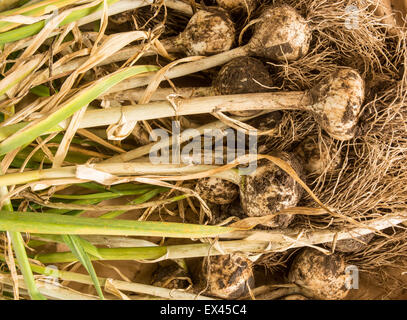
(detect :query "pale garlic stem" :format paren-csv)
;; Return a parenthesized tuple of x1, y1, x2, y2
(102, 155, 242, 184)
(103, 86, 215, 102)
(70, 91, 308, 130)
(0, 162, 238, 186)
(213, 169, 242, 185)
(0, 92, 306, 143)
(103, 280, 215, 300)
(103, 111, 265, 164)
(221, 215, 407, 246)
(0, 276, 99, 300)
(103, 119, 229, 163)
(152, 240, 272, 260)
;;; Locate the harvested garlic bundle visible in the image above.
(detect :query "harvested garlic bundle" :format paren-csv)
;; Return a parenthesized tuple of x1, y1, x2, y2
(92, 67, 364, 142)
(33, 5, 309, 89)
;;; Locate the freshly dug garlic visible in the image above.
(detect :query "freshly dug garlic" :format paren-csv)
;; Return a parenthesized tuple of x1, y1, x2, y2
(177, 8, 235, 56)
(95, 67, 364, 142)
(240, 152, 304, 228)
(288, 248, 349, 300)
(199, 253, 254, 299)
(194, 148, 240, 205)
(195, 177, 239, 205)
(213, 56, 274, 117)
(179, 5, 310, 61)
(94, 5, 313, 98)
(249, 5, 311, 62)
(195, 150, 304, 228)
(309, 67, 365, 141)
